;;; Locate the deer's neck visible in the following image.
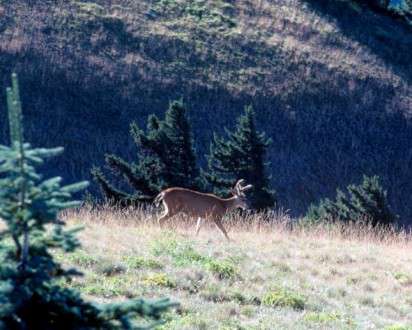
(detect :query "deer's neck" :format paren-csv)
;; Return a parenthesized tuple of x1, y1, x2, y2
(222, 196, 238, 211)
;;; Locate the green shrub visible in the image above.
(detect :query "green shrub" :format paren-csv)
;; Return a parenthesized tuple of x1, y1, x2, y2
(305, 175, 396, 226)
(262, 287, 305, 310)
(205, 259, 237, 279)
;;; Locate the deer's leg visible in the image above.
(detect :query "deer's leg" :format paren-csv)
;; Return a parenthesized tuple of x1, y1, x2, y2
(195, 217, 203, 236)
(158, 202, 172, 227)
(214, 219, 230, 241)
(158, 213, 172, 227)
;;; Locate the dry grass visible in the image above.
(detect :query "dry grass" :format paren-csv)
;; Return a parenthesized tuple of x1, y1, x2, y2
(57, 206, 412, 329)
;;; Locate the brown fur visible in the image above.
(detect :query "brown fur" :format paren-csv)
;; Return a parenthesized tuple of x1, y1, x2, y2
(156, 181, 252, 241)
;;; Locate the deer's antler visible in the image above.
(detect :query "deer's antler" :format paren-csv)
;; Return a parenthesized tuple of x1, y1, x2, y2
(234, 179, 253, 195)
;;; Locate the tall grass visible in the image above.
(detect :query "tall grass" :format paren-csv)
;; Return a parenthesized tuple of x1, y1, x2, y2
(63, 205, 412, 247)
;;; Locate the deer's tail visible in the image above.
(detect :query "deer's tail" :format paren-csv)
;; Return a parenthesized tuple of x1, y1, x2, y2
(153, 191, 164, 208)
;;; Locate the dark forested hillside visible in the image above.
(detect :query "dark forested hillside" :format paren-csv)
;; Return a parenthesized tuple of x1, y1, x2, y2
(1, 0, 411, 222)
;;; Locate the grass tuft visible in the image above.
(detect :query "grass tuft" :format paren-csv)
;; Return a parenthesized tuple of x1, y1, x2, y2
(143, 273, 176, 288)
(122, 256, 163, 270)
(384, 325, 412, 330)
(303, 311, 341, 323)
(394, 272, 412, 286)
(262, 287, 306, 310)
(95, 261, 126, 276)
(204, 259, 237, 279)
(66, 250, 100, 267)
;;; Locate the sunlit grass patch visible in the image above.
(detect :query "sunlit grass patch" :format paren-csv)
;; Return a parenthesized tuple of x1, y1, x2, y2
(262, 287, 306, 310)
(394, 272, 412, 286)
(384, 325, 412, 330)
(80, 276, 133, 298)
(151, 234, 237, 279)
(143, 273, 176, 288)
(303, 311, 341, 323)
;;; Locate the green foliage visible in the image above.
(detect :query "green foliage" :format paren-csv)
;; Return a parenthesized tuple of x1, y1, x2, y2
(205, 105, 276, 210)
(143, 273, 176, 288)
(305, 175, 396, 226)
(262, 287, 306, 310)
(172, 245, 207, 266)
(122, 256, 163, 270)
(0, 74, 175, 329)
(93, 100, 201, 206)
(204, 259, 237, 279)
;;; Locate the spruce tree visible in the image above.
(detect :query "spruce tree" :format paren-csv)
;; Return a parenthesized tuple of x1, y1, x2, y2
(305, 175, 396, 226)
(93, 100, 201, 205)
(162, 101, 200, 189)
(0, 74, 175, 329)
(205, 106, 276, 210)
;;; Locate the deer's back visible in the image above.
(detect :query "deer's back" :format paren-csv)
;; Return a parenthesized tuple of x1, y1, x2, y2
(162, 188, 224, 218)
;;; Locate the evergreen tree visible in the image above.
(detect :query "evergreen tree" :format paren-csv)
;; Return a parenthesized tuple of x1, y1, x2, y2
(162, 101, 200, 188)
(205, 106, 276, 210)
(93, 100, 201, 205)
(0, 74, 175, 329)
(305, 175, 396, 226)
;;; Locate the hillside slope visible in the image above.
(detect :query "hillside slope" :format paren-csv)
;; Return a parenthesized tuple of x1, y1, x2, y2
(0, 0, 411, 220)
(59, 208, 412, 329)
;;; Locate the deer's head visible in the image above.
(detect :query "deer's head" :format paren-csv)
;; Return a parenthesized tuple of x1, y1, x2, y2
(230, 179, 253, 210)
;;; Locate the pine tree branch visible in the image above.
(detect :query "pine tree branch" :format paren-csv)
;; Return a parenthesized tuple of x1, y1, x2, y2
(105, 155, 156, 197)
(91, 167, 130, 204)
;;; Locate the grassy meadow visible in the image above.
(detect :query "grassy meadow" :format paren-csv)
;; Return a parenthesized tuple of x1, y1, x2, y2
(56, 207, 412, 329)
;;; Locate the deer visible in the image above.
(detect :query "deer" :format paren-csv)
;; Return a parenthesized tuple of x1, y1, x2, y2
(154, 179, 253, 241)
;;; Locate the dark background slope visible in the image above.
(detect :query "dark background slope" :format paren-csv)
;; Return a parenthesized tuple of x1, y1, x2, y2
(1, 0, 411, 222)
